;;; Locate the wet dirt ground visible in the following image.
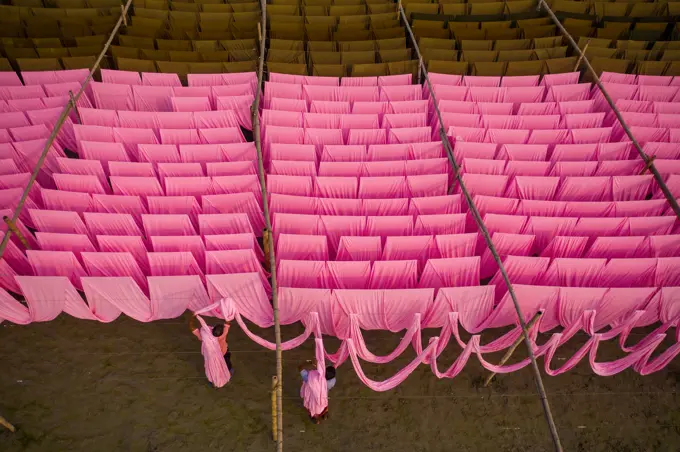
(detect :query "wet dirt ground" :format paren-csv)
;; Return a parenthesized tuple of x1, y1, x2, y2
(1, 317, 679, 452)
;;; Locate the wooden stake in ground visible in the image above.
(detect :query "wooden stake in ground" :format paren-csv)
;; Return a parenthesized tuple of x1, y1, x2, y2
(0, 415, 15, 432)
(484, 312, 542, 387)
(271, 376, 278, 442)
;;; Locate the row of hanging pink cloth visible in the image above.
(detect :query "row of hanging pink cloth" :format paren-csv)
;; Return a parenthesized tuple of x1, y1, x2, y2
(16, 171, 676, 207)
(72, 125, 247, 152)
(191, 293, 680, 392)
(1, 272, 679, 387)
(2, 272, 677, 335)
(5, 236, 680, 296)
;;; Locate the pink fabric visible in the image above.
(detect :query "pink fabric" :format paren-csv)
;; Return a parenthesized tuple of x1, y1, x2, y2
(277, 234, 329, 261)
(82, 252, 148, 292)
(92, 82, 134, 111)
(101, 70, 141, 85)
(270, 98, 308, 112)
(271, 160, 317, 176)
(0, 72, 22, 87)
(133, 86, 173, 112)
(148, 251, 203, 278)
(8, 67, 680, 386)
(28, 250, 87, 289)
(310, 101, 349, 114)
(271, 143, 316, 162)
(337, 236, 382, 261)
(359, 176, 406, 199)
(84, 212, 142, 236)
(110, 176, 164, 197)
(419, 257, 480, 289)
(316, 177, 358, 198)
(3, 276, 680, 383)
(96, 235, 148, 273)
(93, 194, 147, 224)
(150, 234, 205, 271)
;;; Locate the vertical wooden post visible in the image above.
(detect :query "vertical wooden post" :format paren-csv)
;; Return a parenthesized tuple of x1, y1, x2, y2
(3, 216, 31, 250)
(252, 1, 283, 450)
(271, 376, 278, 442)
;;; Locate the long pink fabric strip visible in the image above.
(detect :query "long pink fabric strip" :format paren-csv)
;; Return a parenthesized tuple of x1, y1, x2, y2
(184, 297, 680, 389)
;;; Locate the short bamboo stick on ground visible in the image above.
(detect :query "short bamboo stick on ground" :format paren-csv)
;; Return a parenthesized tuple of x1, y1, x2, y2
(0, 415, 15, 432)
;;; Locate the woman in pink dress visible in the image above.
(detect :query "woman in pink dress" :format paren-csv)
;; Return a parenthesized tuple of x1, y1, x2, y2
(190, 315, 232, 388)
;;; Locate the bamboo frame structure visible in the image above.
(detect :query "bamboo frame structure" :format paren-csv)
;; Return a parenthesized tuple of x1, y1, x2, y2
(397, 6, 564, 452)
(0, 0, 135, 263)
(537, 0, 680, 221)
(251, 2, 284, 451)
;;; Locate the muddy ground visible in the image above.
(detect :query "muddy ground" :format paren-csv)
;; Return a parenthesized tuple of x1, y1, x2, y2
(1, 316, 679, 452)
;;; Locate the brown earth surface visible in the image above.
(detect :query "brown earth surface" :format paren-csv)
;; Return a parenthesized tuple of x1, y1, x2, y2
(1, 316, 679, 452)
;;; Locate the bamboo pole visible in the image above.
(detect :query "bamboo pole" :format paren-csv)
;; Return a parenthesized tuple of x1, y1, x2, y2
(640, 155, 657, 175)
(3, 216, 31, 250)
(271, 376, 278, 442)
(0, 415, 15, 432)
(397, 4, 563, 452)
(68, 90, 81, 124)
(263, 228, 271, 272)
(484, 312, 543, 387)
(0, 0, 133, 263)
(251, 1, 283, 451)
(538, 0, 680, 222)
(574, 40, 589, 71)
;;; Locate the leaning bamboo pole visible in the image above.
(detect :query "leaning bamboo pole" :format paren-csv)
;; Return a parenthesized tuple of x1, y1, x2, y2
(397, 6, 564, 452)
(251, 2, 284, 451)
(538, 0, 680, 221)
(484, 313, 543, 387)
(0, 0, 134, 262)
